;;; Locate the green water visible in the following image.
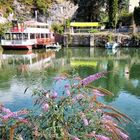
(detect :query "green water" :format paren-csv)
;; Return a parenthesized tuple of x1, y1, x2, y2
(0, 47, 140, 139)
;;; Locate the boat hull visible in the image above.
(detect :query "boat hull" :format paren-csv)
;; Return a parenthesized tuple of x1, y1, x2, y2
(1, 45, 33, 50)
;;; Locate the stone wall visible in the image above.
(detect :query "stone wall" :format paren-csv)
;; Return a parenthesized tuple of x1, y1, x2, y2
(63, 33, 132, 47)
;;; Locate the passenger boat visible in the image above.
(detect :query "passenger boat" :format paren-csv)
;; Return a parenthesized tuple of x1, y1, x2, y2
(105, 42, 119, 49)
(1, 20, 55, 50)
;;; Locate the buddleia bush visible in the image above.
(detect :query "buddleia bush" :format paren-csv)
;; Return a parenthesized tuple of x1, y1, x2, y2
(0, 72, 131, 140)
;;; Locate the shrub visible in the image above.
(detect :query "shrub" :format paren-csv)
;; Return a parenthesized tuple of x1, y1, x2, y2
(0, 72, 131, 140)
(51, 23, 64, 34)
(118, 12, 133, 26)
(89, 29, 99, 33)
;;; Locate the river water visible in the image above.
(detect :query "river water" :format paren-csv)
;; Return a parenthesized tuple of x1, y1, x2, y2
(0, 47, 140, 140)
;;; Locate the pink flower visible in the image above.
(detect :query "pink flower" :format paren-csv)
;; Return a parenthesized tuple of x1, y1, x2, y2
(71, 137, 80, 140)
(65, 84, 71, 96)
(3, 112, 14, 119)
(83, 118, 89, 126)
(96, 109, 103, 113)
(2, 107, 11, 113)
(15, 109, 29, 116)
(116, 129, 130, 140)
(66, 89, 70, 96)
(96, 135, 111, 140)
(72, 94, 84, 103)
(102, 115, 113, 121)
(65, 84, 70, 89)
(18, 118, 28, 123)
(93, 89, 105, 96)
(80, 72, 107, 86)
(42, 103, 49, 112)
(75, 94, 84, 100)
(119, 131, 129, 140)
(51, 91, 58, 99)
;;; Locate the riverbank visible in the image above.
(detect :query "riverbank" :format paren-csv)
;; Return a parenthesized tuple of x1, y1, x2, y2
(63, 32, 140, 47)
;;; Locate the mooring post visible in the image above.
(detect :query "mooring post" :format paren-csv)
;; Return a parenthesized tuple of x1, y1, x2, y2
(90, 34, 94, 47)
(63, 34, 68, 47)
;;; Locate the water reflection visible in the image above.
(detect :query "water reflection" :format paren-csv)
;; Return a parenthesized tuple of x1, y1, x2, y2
(0, 47, 140, 139)
(0, 49, 63, 110)
(1, 49, 56, 71)
(67, 47, 140, 98)
(0, 47, 140, 102)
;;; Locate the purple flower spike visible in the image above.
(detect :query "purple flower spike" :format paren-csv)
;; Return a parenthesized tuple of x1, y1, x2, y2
(93, 89, 105, 96)
(96, 135, 111, 140)
(119, 131, 129, 140)
(81, 71, 108, 86)
(116, 129, 130, 140)
(83, 118, 89, 126)
(1, 107, 12, 113)
(66, 89, 70, 96)
(102, 115, 113, 121)
(51, 91, 58, 99)
(65, 84, 70, 89)
(42, 103, 49, 112)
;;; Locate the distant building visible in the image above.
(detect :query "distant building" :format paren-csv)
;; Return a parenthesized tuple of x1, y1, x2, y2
(129, 0, 140, 13)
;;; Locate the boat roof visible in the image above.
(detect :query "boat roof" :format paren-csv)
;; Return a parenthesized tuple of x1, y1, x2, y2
(24, 20, 49, 26)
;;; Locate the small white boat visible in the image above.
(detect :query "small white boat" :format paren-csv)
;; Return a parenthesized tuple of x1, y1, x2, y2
(105, 42, 119, 49)
(45, 43, 61, 49)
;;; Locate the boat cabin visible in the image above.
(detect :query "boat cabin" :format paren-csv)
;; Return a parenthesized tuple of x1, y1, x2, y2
(1, 20, 55, 50)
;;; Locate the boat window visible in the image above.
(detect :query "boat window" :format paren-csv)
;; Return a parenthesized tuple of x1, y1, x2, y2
(11, 33, 22, 40)
(30, 33, 35, 39)
(36, 34, 40, 38)
(23, 33, 28, 40)
(41, 34, 45, 38)
(4, 33, 11, 40)
(45, 34, 48, 38)
(47, 34, 49, 38)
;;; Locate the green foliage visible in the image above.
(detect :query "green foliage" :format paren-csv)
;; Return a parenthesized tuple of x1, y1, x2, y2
(134, 7, 140, 26)
(51, 23, 64, 34)
(19, 0, 34, 5)
(66, 18, 71, 28)
(132, 33, 140, 41)
(35, 0, 47, 14)
(108, 0, 119, 28)
(89, 29, 99, 33)
(99, 11, 108, 23)
(107, 34, 113, 42)
(0, 22, 12, 36)
(73, 0, 106, 22)
(118, 0, 129, 12)
(118, 12, 133, 26)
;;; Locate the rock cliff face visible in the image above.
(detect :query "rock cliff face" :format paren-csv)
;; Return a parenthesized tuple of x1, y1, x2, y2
(0, 0, 78, 24)
(47, 1, 78, 25)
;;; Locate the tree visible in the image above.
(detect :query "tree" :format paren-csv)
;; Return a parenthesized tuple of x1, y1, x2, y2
(134, 6, 140, 26)
(69, 0, 106, 22)
(108, 0, 119, 28)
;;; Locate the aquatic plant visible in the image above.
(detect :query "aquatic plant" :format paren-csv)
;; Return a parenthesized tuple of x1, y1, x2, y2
(0, 71, 131, 140)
